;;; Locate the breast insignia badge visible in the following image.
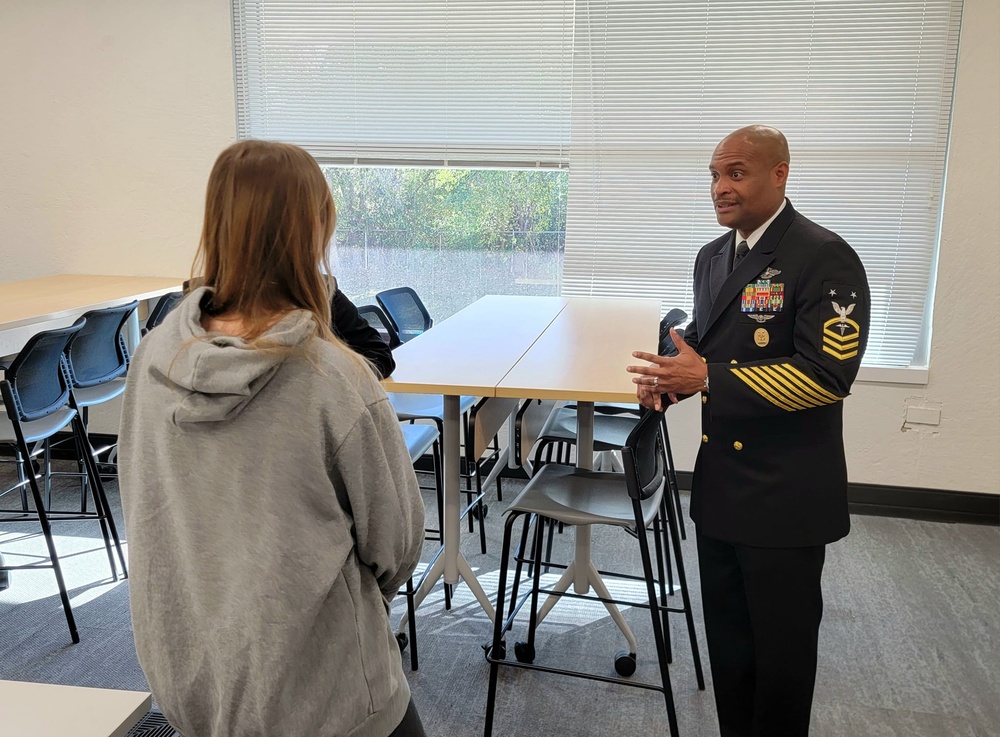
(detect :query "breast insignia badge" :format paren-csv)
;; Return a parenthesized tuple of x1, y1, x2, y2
(759, 267, 782, 280)
(748, 314, 774, 324)
(754, 328, 770, 347)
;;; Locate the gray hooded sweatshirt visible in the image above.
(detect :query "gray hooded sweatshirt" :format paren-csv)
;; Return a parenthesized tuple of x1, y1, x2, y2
(118, 288, 424, 737)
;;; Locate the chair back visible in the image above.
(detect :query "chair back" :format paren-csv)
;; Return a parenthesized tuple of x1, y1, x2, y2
(64, 301, 139, 388)
(144, 291, 184, 334)
(1, 319, 86, 423)
(658, 308, 689, 356)
(621, 408, 666, 501)
(375, 287, 433, 342)
(357, 304, 402, 349)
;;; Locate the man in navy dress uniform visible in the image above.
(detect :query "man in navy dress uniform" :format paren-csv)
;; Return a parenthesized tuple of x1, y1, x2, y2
(628, 125, 869, 737)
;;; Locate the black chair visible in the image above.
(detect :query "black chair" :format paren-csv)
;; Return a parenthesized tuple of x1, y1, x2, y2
(375, 287, 433, 343)
(65, 301, 138, 401)
(396, 422, 442, 671)
(501, 310, 697, 672)
(658, 307, 689, 357)
(357, 304, 403, 350)
(359, 303, 488, 552)
(0, 319, 128, 644)
(142, 291, 184, 335)
(47, 301, 139, 507)
(484, 409, 701, 737)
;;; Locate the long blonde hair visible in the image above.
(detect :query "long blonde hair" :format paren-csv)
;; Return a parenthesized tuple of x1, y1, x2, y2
(191, 140, 337, 344)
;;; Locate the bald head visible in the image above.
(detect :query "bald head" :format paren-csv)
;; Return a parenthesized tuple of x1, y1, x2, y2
(717, 125, 790, 168)
(709, 125, 791, 236)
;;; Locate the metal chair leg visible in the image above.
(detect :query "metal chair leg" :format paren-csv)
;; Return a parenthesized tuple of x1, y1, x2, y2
(16, 435, 80, 644)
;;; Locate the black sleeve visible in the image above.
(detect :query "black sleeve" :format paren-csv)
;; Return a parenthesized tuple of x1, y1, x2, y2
(331, 289, 396, 379)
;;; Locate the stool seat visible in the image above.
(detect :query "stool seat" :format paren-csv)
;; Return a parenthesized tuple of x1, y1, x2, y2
(505, 463, 661, 530)
(0, 407, 77, 445)
(400, 423, 438, 463)
(71, 378, 126, 408)
(389, 392, 476, 420)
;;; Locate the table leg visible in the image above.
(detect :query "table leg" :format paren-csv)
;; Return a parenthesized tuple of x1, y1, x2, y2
(574, 401, 594, 594)
(443, 394, 461, 585)
(400, 394, 495, 625)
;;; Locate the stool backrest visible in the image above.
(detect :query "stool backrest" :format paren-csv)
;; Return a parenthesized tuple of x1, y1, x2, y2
(375, 287, 433, 343)
(658, 308, 689, 356)
(2, 319, 86, 423)
(621, 408, 665, 501)
(357, 304, 402, 349)
(144, 291, 184, 333)
(65, 301, 139, 388)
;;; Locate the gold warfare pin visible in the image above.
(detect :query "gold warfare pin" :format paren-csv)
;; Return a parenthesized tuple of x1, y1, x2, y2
(754, 328, 769, 347)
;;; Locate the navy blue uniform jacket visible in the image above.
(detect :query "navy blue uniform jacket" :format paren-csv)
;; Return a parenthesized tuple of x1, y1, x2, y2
(684, 201, 869, 547)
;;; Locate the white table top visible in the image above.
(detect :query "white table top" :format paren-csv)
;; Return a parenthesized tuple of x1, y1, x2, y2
(0, 274, 184, 331)
(0, 680, 152, 737)
(496, 296, 661, 403)
(383, 295, 660, 400)
(383, 295, 569, 396)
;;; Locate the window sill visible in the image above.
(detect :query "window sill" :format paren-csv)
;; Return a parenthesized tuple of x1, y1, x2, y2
(856, 366, 928, 385)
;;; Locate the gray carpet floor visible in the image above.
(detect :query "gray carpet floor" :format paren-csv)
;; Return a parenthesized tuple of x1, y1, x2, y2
(1, 460, 997, 737)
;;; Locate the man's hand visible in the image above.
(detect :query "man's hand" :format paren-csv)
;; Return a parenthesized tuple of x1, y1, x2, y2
(627, 328, 708, 410)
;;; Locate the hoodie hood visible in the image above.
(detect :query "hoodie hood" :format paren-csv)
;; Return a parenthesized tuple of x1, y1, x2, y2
(149, 287, 318, 426)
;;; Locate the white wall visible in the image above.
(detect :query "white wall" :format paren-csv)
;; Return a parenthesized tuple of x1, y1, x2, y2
(0, 0, 236, 281)
(1, 0, 997, 494)
(836, 0, 1000, 495)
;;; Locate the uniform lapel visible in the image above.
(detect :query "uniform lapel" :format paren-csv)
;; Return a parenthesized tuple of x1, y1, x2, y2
(701, 202, 797, 337)
(708, 235, 734, 303)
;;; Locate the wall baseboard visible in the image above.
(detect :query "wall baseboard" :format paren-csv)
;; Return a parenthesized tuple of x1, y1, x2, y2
(674, 471, 998, 526)
(13, 435, 995, 526)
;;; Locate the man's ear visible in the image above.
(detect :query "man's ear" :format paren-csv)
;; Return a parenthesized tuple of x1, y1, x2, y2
(772, 161, 789, 188)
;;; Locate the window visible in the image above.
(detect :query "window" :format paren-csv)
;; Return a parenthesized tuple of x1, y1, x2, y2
(564, 0, 963, 374)
(324, 166, 567, 320)
(233, 0, 963, 373)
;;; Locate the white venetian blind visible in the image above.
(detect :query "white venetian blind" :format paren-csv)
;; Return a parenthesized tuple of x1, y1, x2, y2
(562, 0, 963, 369)
(233, 0, 573, 167)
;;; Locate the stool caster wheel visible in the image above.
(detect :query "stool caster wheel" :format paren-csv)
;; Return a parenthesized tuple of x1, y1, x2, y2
(395, 632, 408, 652)
(514, 641, 535, 664)
(483, 640, 506, 661)
(614, 651, 637, 676)
(472, 503, 489, 521)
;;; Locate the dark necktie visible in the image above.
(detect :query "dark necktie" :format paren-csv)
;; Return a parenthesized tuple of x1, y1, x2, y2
(733, 239, 750, 271)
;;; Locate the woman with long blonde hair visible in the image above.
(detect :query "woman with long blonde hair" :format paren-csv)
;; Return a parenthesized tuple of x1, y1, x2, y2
(119, 140, 426, 737)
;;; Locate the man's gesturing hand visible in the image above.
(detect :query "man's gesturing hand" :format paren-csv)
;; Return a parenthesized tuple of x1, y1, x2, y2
(627, 329, 708, 410)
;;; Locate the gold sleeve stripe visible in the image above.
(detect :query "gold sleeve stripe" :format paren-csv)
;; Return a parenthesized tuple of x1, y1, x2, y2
(751, 366, 831, 409)
(778, 363, 843, 402)
(770, 364, 841, 407)
(731, 368, 799, 412)
(823, 346, 859, 360)
(745, 367, 815, 410)
(823, 336, 859, 352)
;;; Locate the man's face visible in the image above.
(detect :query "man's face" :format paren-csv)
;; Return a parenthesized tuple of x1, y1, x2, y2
(709, 135, 788, 236)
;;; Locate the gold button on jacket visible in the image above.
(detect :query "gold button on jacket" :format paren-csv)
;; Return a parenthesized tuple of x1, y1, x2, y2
(733, 441, 743, 451)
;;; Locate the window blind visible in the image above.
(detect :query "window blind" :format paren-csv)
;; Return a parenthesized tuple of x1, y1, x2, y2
(233, 0, 963, 370)
(562, 0, 963, 369)
(233, 0, 573, 168)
